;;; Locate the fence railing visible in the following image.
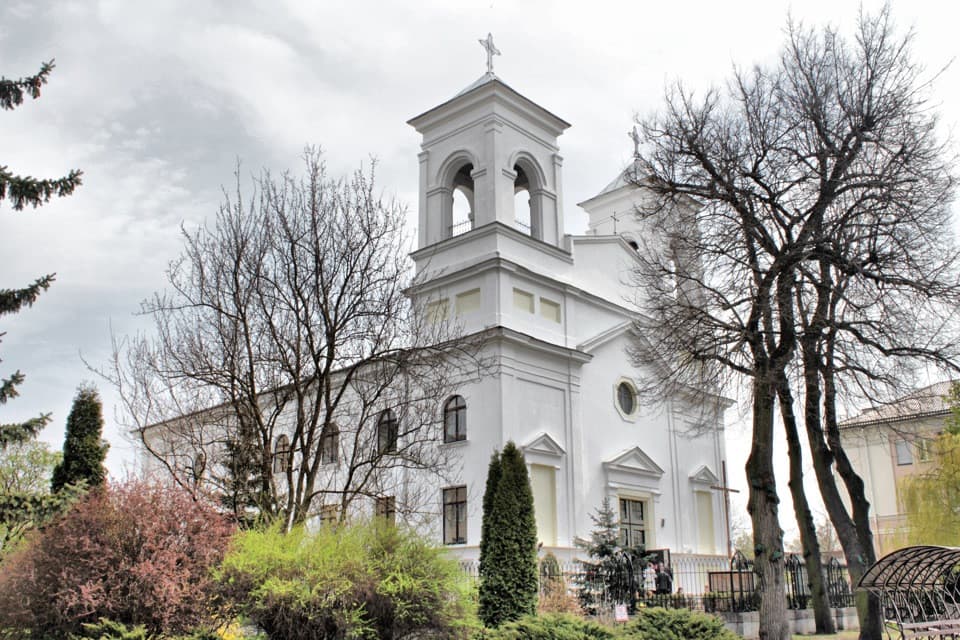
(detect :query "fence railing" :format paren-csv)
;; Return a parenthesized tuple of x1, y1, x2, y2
(459, 550, 854, 614)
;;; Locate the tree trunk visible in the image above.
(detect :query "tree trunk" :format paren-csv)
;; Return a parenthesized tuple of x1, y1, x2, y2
(776, 373, 835, 633)
(821, 357, 882, 640)
(747, 375, 790, 640)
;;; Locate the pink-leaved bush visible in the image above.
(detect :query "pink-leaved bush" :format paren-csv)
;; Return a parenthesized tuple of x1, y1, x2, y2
(0, 479, 235, 638)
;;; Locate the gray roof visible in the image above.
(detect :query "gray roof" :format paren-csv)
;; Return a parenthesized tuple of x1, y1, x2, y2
(841, 380, 956, 427)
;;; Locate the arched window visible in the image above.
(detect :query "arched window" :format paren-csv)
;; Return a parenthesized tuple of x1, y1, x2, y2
(320, 423, 339, 465)
(273, 434, 292, 473)
(443, 395, 467, 443)
(450, 163, 474, 237)
(377, 409, 398, 454)
(513, 164, 532, 235)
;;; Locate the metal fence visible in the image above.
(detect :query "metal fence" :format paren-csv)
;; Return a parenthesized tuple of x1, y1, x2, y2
(460, 550, 854, 614)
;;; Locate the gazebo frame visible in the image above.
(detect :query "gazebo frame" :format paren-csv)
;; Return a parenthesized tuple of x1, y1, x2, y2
(859, 546, 960, 639)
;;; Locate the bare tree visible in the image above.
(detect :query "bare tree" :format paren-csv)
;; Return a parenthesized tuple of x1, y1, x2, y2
(100, 149, 486, 530)
(628, 8, 958, 640)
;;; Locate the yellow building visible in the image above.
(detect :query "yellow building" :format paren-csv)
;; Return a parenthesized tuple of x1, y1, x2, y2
(839, 381, 953, 556)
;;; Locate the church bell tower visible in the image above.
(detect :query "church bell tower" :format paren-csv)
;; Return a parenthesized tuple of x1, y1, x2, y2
(407, 36, 570, 253)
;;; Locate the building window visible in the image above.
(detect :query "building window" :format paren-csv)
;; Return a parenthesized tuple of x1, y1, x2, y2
(619, 497, 646, 547)
(377, 409, 398, 454)
(320, 504, 339, 527)
(376, 496, 396, 525)
(443, 486, 467, 545)
(540, 298, 561, 323)
(513, 288, 535, 314)
(895, 439, 913, 466)
(273, 434, 292, 473)
(617, 381, 637, 416)
(320, 423, 339, 464)
(916, 438, 933, 462)
(443, 395, 467, 443)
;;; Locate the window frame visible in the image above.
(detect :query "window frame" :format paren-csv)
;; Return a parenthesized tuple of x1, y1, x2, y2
(895, 439, 914, 466)
(377, 409, 399, 454)
(375, 495, 396, 525)
(443, 395, 467, 443)
(443, 485, 467, 545)
(273, 434, 292, 473)
(615, 378, 639, 419)
(618, 497, 646, 548)
(320, 423, 339, 465)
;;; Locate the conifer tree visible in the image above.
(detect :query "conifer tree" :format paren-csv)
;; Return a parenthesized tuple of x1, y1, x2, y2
(51, 385, 108, 492)
(478, 450, 501, 577)
(1, 60, 82, 448)
(478, 441, 537, 628)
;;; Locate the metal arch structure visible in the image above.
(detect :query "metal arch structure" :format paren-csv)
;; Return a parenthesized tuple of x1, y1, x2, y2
(858, 546, 960, 639)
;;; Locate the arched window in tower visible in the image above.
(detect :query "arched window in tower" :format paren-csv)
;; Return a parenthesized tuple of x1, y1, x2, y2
(513, 164, 533, 236)
(450, 163, 474, 237)
(443, 395, 467, 443)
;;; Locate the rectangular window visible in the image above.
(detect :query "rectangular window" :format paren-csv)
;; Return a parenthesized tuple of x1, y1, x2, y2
(320, 504, 339, 527)
(916, 438, 933, 462)
(530, 464, 557, 546)
(425, 299, 449, 323)
(696, 491, 716, 554)
(455, 288, 481, 315)
(375, 496, 396, 525)
(619, 497, 646, 547)
(512, 288, 534, 314)
(895, 439, 913, 466)
(540, 298, 561, 323)
(443, 486, 467, 545)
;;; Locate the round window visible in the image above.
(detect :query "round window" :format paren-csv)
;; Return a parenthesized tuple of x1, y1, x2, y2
(617, 381, 636, 415)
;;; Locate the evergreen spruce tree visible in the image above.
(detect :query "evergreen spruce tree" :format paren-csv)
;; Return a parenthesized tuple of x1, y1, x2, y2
(51, 385, 108, 492)
(1, 60, 82, 447)
(0, 61, 83, 554)
(478, 441, 537, 628)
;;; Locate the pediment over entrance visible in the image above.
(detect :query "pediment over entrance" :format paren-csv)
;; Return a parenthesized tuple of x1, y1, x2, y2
(522, 431, 565, 468)
(603, 446, 664, 480)
(689, 464, 720, 486)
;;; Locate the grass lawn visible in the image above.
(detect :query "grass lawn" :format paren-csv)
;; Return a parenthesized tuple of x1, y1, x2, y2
(792, 631, 859, 640)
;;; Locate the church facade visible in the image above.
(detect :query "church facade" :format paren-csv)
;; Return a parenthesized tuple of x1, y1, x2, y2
(404, 68, 731, 563)
(137, 60, 732, 572)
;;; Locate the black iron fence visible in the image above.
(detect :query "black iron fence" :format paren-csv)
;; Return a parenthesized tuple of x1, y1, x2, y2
(460, 550, 854, 614)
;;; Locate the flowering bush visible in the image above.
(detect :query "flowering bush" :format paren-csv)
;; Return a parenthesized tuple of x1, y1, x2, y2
(0, 480, 235, 638)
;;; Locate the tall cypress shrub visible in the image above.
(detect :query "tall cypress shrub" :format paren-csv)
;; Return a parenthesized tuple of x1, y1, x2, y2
(478, 441, 537, 627)
(479, 450, 501, 577)
(51, 385, 108, 492)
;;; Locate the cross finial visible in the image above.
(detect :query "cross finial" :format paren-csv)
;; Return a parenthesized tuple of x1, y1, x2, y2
(478, 33, 501, 74)
(629, 126, 641, 159)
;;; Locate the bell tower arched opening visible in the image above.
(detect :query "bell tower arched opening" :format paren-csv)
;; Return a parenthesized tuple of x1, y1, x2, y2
(513, 164, 532, 235)
(450, 163, 475, 237)
(512, 160, 544, 241)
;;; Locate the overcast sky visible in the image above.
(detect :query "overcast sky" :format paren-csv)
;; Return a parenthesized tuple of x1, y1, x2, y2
(2, 0, 957, 528)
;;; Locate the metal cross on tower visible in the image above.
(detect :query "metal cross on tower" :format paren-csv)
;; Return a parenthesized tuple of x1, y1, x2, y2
(478, 33, 501, 74)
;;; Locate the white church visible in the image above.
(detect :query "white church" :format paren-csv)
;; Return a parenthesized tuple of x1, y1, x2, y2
(140, 40, 732, 572)
(402, 42, 731, 564)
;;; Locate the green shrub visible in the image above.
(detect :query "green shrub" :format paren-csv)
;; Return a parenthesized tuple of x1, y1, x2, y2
(70, 618, 152, 640)
(620, 607, 737, 640)
(476, 613, 617, 640)
(217, 521, 475, 640)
